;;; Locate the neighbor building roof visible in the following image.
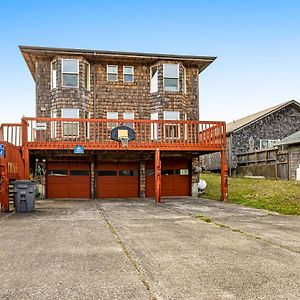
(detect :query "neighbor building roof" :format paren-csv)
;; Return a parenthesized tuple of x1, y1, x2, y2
(275, 130, 300, 146)
(226, 100, 300, 134)
(19, 45, 216, 80)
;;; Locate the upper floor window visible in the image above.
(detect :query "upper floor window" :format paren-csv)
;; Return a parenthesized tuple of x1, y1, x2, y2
(182, 66, 187, 94)
(123, 66, 134, 82)
(163, 111, 180, 138)
(150, 66, 158, 93)
(107, 112, 118, 129)
(62, 59, 79, 88)
(51, 61, 57, 89)
(259, 139, 279, 150)
(85, 63, 90, 91)
(61, 108, 79, 137)
(123, 112, 134, 128)
(163, 64, 179, 92)
(107, 65, 118, 81)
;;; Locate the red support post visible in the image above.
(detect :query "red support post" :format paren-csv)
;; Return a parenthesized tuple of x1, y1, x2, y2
(221, 150, 228, 201)
(0, 157, 9, 212)
(21, 118, 30, 179)
(155, 148, 161, 203)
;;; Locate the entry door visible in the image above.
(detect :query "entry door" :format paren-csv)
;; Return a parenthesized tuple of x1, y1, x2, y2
(97, 162, 139, 198)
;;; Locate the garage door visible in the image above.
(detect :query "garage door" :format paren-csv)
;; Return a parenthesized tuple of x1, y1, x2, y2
(47, 162, 90, 198)
(146, 160, 191, 197)
(97, 162, 139, 198)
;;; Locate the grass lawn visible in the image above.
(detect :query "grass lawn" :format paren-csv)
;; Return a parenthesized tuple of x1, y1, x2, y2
(200, 173, 300, 215)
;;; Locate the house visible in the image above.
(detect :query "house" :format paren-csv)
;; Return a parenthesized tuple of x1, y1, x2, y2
(201, 100, 300, 174)
(275, 131, 300, 180)
(0, 45, 228, 211)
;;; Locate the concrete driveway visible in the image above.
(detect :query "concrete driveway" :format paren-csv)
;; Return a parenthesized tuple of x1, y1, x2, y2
(0, 197, 299, 299)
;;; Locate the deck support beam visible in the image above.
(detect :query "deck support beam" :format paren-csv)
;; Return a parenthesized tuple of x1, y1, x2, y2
(155, 148, 161, 203)
(220, 150, 228, 201)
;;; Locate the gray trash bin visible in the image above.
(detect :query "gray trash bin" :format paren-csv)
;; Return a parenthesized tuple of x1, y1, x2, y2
(13, 180, 36, 212)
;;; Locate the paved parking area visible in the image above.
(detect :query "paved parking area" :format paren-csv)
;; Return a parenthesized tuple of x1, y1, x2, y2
(0, 197, 299, 299)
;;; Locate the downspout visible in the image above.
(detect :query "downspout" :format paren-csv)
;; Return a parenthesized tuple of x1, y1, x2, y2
(93, 52, 97, 119)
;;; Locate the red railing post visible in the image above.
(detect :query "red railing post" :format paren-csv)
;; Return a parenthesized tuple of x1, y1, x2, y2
(155, 148, 161, 203)
(21, 118, 30, 179)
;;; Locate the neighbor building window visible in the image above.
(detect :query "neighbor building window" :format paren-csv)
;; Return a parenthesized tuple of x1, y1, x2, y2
(123, 66, 134, 82)
(84, 63, 90, 90)
(163, 111, 180, 138)
(107, 65, 118, 81)
(107, 112, 118, 129)
(62, 59, 79, 87)
(51, 60, 57, 89)
(163, 64, 179, 91)
(123, 112, 134, 128)
(150, 65, 158, 93)
(61, 108, 79, 137)
(259, 139, 279, 150)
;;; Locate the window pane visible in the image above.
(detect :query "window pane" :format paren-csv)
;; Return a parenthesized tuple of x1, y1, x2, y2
(63, 59, 78, 73)
(124, 66, 133, 74)
(175, 169, 189, 175)
(164, 64, 178, 77)
(85, 63, 90, 90)
(164, 78, 178, 91)
(164, 111, 179, 120)
(62, 108, 78, 118)
(107, 65, 117, 73)
(108, 74, 118, 81)
(107, 112, 118, 119)
(124, 112, 134, 119)
(150, 66, 158, 93)
(98, 170, 117, 176)
(48, 170, 68, 176)
(162, 169, 174, 175)
(70, 170, 90, 176)
(151, 66, 157, 78)
(124, 74, 133, 82)
(119, 170, 138, 176)
(63, 73, 78, 87)
(63, 123, 78, 136)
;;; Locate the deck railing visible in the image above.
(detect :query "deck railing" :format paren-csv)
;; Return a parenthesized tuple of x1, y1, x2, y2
(1, 118, 226, 151)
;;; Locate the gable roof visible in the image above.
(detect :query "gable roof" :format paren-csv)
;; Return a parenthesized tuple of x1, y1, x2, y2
(275, 130, 300, 146)
(19, 45, 216, 80)
(227, 100, 300, 134)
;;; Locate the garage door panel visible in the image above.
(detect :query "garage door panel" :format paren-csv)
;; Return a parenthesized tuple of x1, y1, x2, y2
(97, 162, 139, 198)
(47, 162, 90, 199)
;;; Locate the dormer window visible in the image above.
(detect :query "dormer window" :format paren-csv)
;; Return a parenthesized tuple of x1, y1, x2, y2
(163, 64, 179, 92)
(62, 59, 79, 88)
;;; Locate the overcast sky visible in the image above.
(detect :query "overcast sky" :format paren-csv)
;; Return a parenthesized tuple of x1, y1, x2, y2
(0, 0, 299, 123)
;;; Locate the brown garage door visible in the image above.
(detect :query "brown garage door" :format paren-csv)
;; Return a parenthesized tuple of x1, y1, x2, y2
(97, 162, 139, 198)
(47, 162, 90, 198)
(146, 160, 191, 197)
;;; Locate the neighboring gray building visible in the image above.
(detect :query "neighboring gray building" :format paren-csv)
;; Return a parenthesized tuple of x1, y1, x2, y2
(276, 131, 300, 180)
(202, 100, 300, 173)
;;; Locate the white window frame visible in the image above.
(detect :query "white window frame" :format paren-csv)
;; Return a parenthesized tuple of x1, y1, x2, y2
(123, 112, 134, 128)
(85, 111, 90, 139)
(51, 60, 57, 90)
(150, 65, 158, 93)
(61, 108, 79, 137)
(259, 139, 279, 150)
(163, 64, 179, 92)
(182, 66, 187, 94)
(123, 66, 134, 82)
(85, 62, 90, 91)
(163, 111, 180, 139)
(61, 59, 79, 88)
(107, 112, 118, 129)
(107, 65, 118, 81)
(50, 110, 57, 138)
(150, 112, 158, 140)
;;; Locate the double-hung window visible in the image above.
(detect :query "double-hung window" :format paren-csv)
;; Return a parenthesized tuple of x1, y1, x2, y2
(123, 112, 134, 128)
(123, 66, 134, 82)
(259, 139, 279, 150)
(51, 61, 57, 89)
(61, 108, 79, 137)
(164, 111, 180, 139)
(163, 64, 179, 91)
(107, 112, 118, 129)
(62, 59, 79, 88)
(107, 65, 118, 81)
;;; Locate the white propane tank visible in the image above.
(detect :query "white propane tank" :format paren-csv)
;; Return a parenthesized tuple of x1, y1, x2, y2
(198, 179, 207, 191)
(296, 164, 300, 181)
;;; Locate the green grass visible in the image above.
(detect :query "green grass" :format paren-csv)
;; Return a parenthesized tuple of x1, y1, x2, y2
(200, 173, 300, 215)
